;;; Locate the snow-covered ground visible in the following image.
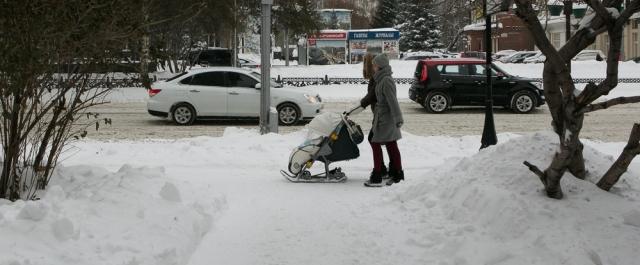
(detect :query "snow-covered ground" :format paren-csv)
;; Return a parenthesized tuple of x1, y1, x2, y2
(2, 60, 640, 265)
(2, 128, 639, 265)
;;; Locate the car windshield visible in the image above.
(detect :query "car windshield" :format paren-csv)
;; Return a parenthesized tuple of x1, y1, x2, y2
(250, 72, 283, 88)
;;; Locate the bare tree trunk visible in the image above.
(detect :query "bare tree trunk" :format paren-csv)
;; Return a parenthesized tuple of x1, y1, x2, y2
(446, 30, 463, 51)
(597, 123, 640, 191)
(33, 100, 64, 188)
(513, 0, 640, 199)
(140, 1, 152, 89)
(1, 93, 23, 200)
(284, 27, 289, 66)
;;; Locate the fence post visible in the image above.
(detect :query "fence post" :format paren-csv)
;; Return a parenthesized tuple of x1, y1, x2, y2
(324, 75, 329, 85)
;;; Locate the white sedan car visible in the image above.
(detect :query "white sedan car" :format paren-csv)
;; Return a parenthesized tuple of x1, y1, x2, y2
(147, 67, 323, 125)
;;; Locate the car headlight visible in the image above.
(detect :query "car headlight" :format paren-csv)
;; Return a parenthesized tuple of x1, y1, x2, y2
(304, 94, 318, 103)
(531, 81, 543, 90)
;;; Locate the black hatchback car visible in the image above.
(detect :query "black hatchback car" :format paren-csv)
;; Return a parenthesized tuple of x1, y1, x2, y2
(409, 58, 545, 113)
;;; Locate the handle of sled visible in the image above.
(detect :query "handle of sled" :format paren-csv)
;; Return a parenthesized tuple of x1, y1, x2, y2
(344, 105, 364, 116)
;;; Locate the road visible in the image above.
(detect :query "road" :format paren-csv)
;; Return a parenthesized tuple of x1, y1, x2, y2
(85, 101, 639, 142)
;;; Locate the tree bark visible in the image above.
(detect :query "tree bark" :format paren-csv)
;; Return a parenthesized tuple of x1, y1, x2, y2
(597, 123, 640, 191)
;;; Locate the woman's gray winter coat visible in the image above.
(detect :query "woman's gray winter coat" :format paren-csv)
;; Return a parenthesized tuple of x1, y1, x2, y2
(371, 65, 403, 143)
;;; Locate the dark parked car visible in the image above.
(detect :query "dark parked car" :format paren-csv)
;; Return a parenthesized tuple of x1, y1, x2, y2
(189, 48, 232, 66)
(460, 51, 486, 59)
(504, 51, 538, 63)
(628, 57, 640, 63)
(409, 58, 545, 113)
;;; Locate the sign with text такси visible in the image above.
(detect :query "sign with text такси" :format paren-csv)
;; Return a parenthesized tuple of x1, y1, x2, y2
(348, 31, 400, 40)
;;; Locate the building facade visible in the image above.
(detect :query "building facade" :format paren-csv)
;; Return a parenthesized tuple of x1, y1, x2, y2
(462, 10, 640, 60)
(463, 11, 535, 52)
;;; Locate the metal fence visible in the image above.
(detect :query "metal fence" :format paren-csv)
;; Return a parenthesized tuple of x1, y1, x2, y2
(274, 76, 640, 87)
(64, 76, 640, 88)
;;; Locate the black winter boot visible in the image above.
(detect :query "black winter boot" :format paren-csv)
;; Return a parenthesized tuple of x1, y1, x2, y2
(364, 170, 384, 187)
(381, 164, 389, 179)
(386, 169, 404, 186)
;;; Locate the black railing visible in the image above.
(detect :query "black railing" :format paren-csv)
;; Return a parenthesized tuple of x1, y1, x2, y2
(53, 76, 640, 88)
(274, 76, 640, 86)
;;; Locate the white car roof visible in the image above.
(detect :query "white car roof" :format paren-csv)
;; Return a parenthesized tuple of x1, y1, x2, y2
(186, 67, 257, 75)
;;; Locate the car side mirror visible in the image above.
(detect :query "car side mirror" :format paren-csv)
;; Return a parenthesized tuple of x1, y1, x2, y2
(254, 83, 261, 89)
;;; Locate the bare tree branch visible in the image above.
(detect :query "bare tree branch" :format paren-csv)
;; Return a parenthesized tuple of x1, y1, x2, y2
(523, 161, 547, 184)
(597, 123, 640, 191)
(579, 96, 640, 114)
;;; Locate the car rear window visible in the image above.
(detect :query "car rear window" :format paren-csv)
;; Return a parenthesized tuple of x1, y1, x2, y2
(437, 65, 465, 75)
(166, 72, 188, 82)
(190, 72, 226, 86)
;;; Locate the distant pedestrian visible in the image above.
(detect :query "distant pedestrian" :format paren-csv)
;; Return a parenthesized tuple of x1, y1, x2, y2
(363, 53, 404, 187)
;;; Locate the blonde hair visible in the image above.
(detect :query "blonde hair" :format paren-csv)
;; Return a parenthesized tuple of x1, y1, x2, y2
(362, 53, 375, 79)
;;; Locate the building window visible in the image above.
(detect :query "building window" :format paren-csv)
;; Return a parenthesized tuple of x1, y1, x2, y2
(633, 19, 639, 29)
(551, 32, 561, 48)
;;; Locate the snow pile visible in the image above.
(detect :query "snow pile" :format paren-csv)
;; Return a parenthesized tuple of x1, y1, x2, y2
(0, 165, 226, 265)
(391, 132, 640, 264)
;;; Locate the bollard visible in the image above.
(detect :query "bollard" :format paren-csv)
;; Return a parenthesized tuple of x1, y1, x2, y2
(324, 74, 329, 85)
(268, 107, 279, 133)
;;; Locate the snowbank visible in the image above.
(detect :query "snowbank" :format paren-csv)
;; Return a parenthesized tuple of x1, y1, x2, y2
(390, 132, 640, 264)
(0, 165, 226, 265)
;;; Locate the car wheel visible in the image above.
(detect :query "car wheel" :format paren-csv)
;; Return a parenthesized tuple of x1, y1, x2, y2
(424, 92, 450, 113)
(510, 91, 537, 113)
(277, 103, 300, 126)
(172, 103, 196, 125)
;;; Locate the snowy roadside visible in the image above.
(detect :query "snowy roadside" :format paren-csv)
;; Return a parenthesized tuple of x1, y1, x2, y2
(112, 60, 640, 104)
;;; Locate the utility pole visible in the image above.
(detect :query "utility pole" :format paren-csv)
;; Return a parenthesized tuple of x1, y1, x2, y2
(260, 0, 274, 134)
(233, 0, 238, 67)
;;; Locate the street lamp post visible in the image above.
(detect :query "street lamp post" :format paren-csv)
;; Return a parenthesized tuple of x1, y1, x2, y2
(480, 0, 498, 149)
(563, 0, 574, 72)
(480, 0, 513, 149)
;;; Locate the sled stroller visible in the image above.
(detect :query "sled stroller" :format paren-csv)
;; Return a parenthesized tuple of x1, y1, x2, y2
(281, 107, 364, 183)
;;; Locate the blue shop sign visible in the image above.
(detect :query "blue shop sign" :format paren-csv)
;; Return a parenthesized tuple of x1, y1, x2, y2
(348, 31, 400, 40)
